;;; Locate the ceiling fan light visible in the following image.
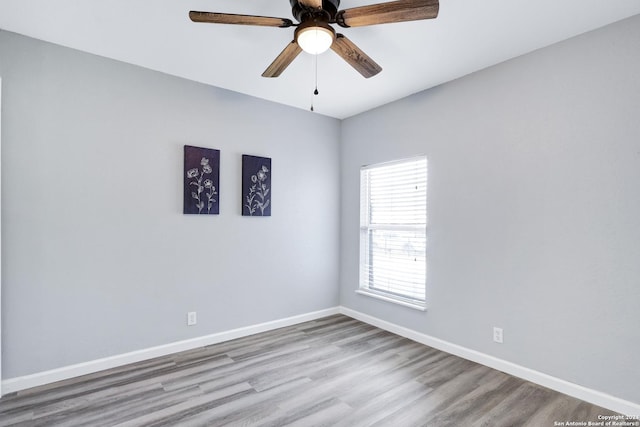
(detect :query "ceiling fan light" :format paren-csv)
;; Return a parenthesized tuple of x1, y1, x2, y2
(296, 24, 335, 55)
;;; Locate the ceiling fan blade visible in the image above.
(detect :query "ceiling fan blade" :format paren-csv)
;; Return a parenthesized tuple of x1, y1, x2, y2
(336, 0, 438, 28)
(298, 0, 323, 9)
(189, 11, 294, 28)
(330, 34, 382, 78)
(262, 41, 303, 77)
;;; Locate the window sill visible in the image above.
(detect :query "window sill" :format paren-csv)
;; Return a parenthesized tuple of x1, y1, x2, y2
(355, 289, 427, 311)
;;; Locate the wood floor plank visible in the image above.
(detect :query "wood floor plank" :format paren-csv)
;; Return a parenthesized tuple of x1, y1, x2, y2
(420, 371, 522, 426)
(522, 394, 587, 427)
(0, 314, 619, 426)
(335, 380, 433, 427)
(112, 383, 254, 427)
(471, 382, 557, 427)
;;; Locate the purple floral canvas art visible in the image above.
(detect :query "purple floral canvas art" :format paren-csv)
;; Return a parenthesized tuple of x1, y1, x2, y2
(184, 145, 220, 215)
(242, 155, 271, 216)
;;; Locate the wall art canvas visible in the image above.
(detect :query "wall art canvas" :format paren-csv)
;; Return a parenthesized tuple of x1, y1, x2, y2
(242, 155, 271, 216)
(184, 145, 220, 215)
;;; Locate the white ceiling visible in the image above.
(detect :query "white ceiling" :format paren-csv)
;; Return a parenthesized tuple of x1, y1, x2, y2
(1, 1, 639, 119)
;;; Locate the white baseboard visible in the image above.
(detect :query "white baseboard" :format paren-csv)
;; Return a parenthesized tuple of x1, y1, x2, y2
(4, 305, 638, 416)
(338, 306, 640, 416)
(1, 307, 340, 395)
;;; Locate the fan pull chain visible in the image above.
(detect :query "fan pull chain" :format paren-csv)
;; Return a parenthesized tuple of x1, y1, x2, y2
(310, 53, 319, 112)
(314, 52, 319, 95)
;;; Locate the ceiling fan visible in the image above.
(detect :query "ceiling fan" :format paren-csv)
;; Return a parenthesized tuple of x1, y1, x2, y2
(189, 0, 439, 78)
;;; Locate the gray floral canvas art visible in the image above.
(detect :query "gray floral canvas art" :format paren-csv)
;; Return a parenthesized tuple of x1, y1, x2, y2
(184, 145, 220, 215)
(242, 155, 271, 216)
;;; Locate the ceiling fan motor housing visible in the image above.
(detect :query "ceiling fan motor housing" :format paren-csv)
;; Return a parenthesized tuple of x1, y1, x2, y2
(290, 0, 341, 22)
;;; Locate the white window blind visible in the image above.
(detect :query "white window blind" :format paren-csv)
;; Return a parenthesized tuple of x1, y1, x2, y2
(359, 157, 427, 307)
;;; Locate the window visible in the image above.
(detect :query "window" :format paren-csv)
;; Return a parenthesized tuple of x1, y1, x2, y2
(359, 156, 427, 310)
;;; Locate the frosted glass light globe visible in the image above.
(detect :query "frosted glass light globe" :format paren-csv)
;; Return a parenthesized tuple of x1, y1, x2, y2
(296, 25, 335, 54)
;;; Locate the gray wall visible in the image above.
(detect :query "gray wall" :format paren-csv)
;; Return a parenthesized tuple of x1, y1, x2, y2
(340, 15, 640, 404)
(0, 30, 341, 378)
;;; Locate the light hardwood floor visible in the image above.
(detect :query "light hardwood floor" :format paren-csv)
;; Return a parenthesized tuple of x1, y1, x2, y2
(0, 315, 617, 426)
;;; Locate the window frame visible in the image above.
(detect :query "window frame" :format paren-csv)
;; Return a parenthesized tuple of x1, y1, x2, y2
(358, 156, 427, 311)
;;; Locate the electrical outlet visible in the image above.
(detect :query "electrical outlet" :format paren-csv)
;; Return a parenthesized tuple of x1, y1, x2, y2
(187, 311, 197, 326)
(493, 327, 503, 343)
